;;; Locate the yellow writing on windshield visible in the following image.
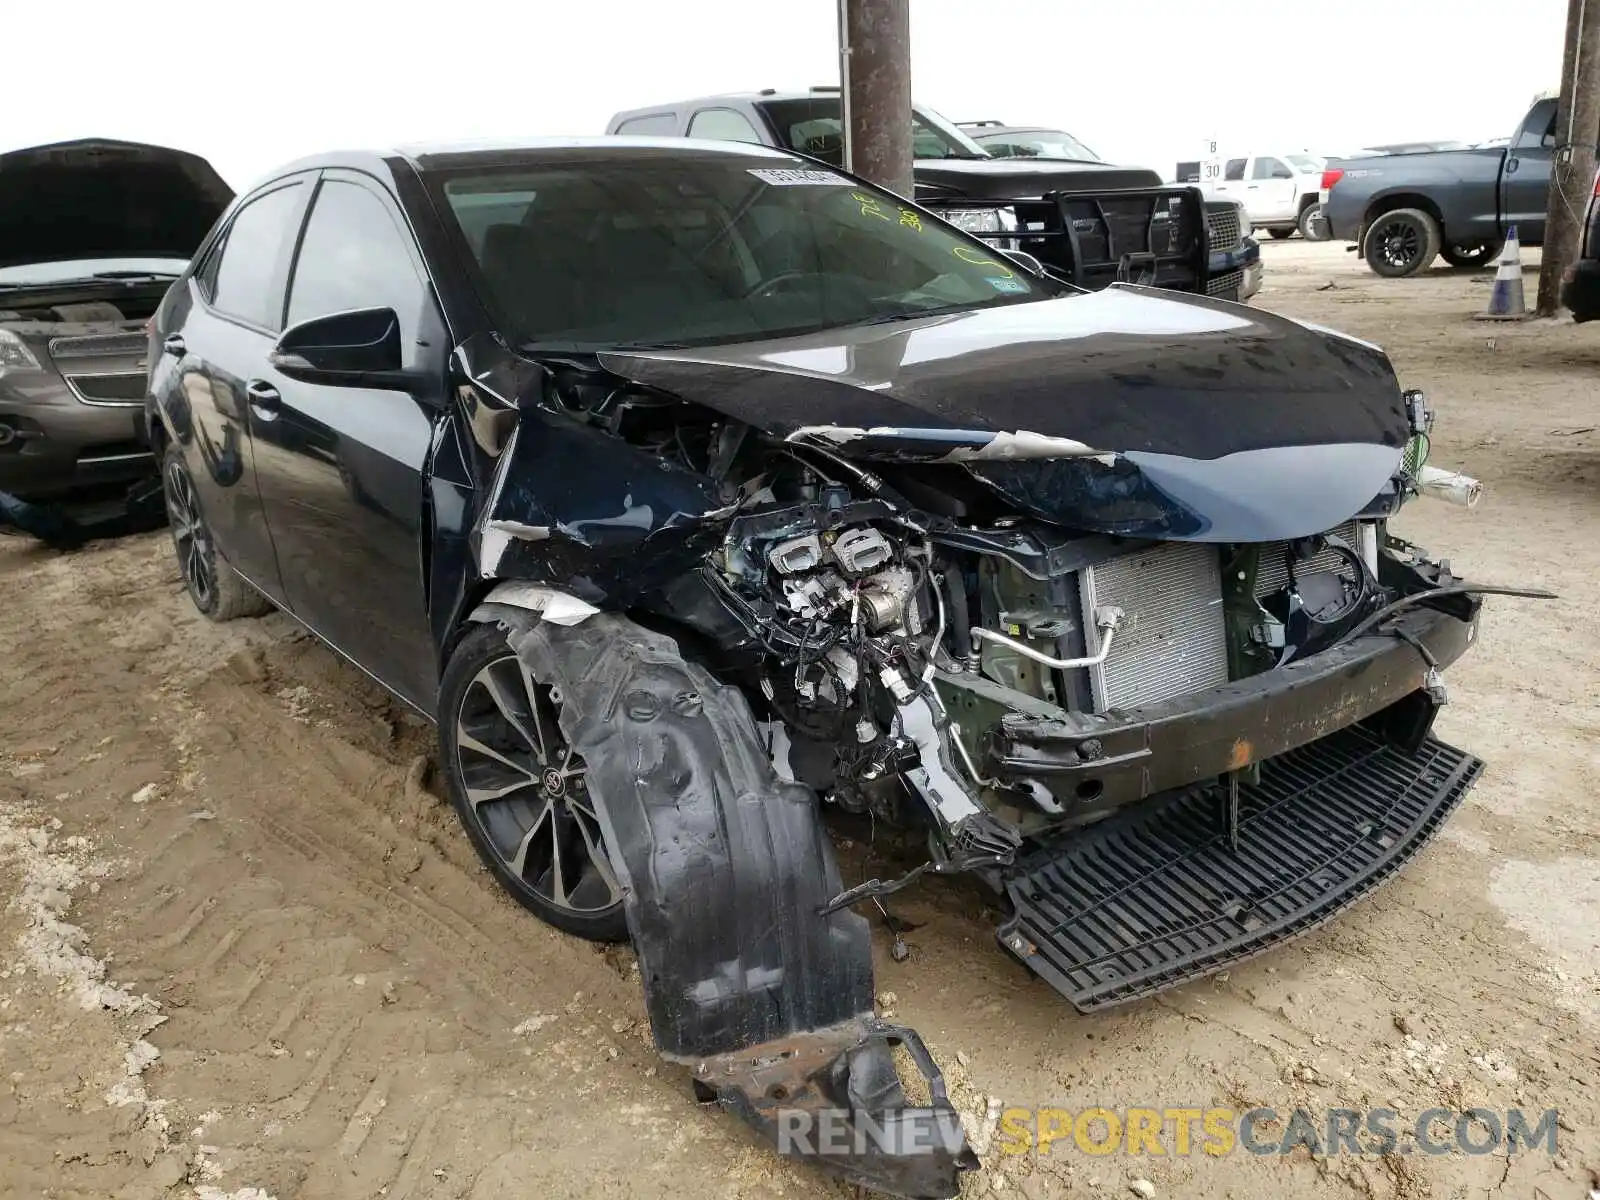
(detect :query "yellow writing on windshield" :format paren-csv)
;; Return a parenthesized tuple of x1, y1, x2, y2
(898, 208, 923, 232)
(851, 191, 892, 222)
(953, 244, 1013, 277)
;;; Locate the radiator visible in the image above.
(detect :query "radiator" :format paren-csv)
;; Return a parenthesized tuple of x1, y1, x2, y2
(1079, 541, 1230, 712)
(1077, 521, 1368, 713)
(1253, 521, 1361, 597)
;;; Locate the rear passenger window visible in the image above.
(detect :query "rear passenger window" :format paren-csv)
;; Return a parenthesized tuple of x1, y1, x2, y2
(614, 113, 679, 136)
(210, 182, 305, 330)
(687, 108, 763, 143)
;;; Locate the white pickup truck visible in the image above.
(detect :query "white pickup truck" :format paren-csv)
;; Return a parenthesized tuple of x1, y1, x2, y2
(1178, 152, 1328, 240)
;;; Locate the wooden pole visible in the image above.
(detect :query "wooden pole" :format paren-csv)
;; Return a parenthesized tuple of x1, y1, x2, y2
(844, 0, 913, 198)
(1536, 0, 1600, 316)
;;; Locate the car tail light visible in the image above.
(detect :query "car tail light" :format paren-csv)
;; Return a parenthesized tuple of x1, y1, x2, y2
(1592, 167, 1600, 197)
(1321, 167, 1345, 191)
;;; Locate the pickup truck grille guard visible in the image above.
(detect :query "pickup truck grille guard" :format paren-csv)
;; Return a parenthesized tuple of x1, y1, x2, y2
(939, 185, 1211, 294)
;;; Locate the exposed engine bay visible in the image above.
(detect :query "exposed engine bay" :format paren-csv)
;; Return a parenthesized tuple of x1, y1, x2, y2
(649, 395, 1450, 872)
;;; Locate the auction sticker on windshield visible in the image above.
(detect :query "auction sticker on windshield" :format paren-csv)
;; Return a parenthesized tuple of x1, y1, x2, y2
(749, 167, 846, 186)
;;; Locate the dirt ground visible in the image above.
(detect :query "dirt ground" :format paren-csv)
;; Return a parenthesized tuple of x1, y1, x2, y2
(3, 241, 1598, 1200)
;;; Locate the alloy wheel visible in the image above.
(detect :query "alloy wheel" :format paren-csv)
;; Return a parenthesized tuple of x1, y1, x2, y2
(164, 459, 214, 609)
(453, 654, 621, 916)
(1374, 218, 1422, 271)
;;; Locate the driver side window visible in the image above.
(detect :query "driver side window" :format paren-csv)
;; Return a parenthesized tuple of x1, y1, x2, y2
(286, 179, 427, 334)
(1251, 157, 1291, 180)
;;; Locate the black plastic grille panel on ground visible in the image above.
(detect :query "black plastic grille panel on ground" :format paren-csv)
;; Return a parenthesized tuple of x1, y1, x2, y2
(996, 726, 1483, 1012)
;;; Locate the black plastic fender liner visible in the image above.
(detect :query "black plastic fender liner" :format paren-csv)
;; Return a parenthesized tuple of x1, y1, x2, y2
(501, 613, 977, 1198)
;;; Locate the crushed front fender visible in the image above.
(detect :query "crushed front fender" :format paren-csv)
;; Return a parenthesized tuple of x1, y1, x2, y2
(503, 612, 978, 1198)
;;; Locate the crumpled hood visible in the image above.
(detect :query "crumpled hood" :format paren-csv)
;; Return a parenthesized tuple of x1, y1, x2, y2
(0, 139, 233, 269)
(599, 287, 1411, 543)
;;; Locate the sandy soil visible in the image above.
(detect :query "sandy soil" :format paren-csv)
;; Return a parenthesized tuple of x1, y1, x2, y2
(2, 241, 1598, 1200)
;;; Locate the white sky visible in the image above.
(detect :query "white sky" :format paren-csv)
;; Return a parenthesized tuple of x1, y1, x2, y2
(11, 0, 1566, 190)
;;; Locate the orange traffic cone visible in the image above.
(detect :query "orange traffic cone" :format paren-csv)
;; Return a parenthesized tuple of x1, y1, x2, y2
(1476, 226, 1527, 320)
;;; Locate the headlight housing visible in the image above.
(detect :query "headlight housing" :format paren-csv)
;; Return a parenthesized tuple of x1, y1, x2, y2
(0, 329, 41, 376)
(927, 206, 1020, 251)
(935, 207, 1004, 234)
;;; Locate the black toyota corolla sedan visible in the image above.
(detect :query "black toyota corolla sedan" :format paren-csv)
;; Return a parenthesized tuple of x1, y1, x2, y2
(146, 136, 1510, 1199)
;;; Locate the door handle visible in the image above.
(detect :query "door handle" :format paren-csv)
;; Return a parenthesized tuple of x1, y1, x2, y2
(163, 333, 187, 356)
(245, 380, 281, 419)
(1505, 157, 1520, 175)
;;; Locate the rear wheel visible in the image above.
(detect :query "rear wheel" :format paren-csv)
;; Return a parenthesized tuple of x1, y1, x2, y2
(162, 446, 272, 621)
(1362, 208, 1441, 277)
(1298, 203, 1326, 241)
(438, 623, 628, 943)
(1440, 239, 1502, 269)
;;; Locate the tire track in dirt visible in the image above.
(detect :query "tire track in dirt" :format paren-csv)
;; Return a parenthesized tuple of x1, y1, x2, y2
(32, 567, 829, 1200)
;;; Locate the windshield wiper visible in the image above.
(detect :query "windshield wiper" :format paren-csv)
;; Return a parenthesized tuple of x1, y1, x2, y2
(88, 270, 182, 282)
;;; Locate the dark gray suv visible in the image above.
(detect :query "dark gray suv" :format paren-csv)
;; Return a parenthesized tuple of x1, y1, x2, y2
(0, 139, 230, 499)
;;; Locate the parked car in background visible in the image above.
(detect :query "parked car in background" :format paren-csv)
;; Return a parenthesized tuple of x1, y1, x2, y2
(147, 133, 1500, 1200)
(1346, 141, 1468, 157)
(1560, 167, 1600, 322)
(606, 88, 1260, 301)
(957, 120, 1102, 162)
(1179, 152, 1327, 240)
(0, 139, 231, 499)
(1318, 97, 1559, 277)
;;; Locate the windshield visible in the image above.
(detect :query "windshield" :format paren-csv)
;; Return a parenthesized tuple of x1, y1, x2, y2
(973, 130, 1101, 162)
(755, 98, 989, 162)
(434, 157, 1052, 351)
(1285, 154, 1323, 172)
(0, 256, 188, 287)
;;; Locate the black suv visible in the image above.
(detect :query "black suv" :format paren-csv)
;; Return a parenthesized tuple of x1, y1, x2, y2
(607, 88, 1260, 302)
(1561, 168, 1600, 322)
(150, 136, 1497, 1200)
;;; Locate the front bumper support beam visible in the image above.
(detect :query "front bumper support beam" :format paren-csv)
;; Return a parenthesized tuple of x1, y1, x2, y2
(988, 603, 1479, 813)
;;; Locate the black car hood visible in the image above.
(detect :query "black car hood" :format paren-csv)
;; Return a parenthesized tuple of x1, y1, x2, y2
(913, 157, 1164, 199)
(598, 288, 1410, 543)
(0, 139, 233, 269)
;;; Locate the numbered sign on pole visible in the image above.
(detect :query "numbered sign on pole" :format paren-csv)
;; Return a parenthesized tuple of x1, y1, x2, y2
(1201, 136, 1222, 186)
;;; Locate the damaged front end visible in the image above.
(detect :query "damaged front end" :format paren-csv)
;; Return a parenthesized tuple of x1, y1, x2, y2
(449, 305, 1546, 1197)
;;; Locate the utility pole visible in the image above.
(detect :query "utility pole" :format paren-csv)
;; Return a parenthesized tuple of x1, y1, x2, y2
(1536, 0, 1600, 317)
(842, 0, 913, 199)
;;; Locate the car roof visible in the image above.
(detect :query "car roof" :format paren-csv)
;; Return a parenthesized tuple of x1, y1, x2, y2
(959, 124, 1056, 137)
(398, 135, 796, 164)
(250, 136, 800, 185)
(614, 91, 843, 116)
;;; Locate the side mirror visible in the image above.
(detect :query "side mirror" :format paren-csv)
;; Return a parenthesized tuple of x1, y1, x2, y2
(999, 248, 1047, 276)
(268, 307, 418, 389)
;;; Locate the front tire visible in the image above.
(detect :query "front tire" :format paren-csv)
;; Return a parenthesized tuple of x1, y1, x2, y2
(1362, 208, 1441, 277)
(438, 623, 628, 943)
(162, 446, 271, 621)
